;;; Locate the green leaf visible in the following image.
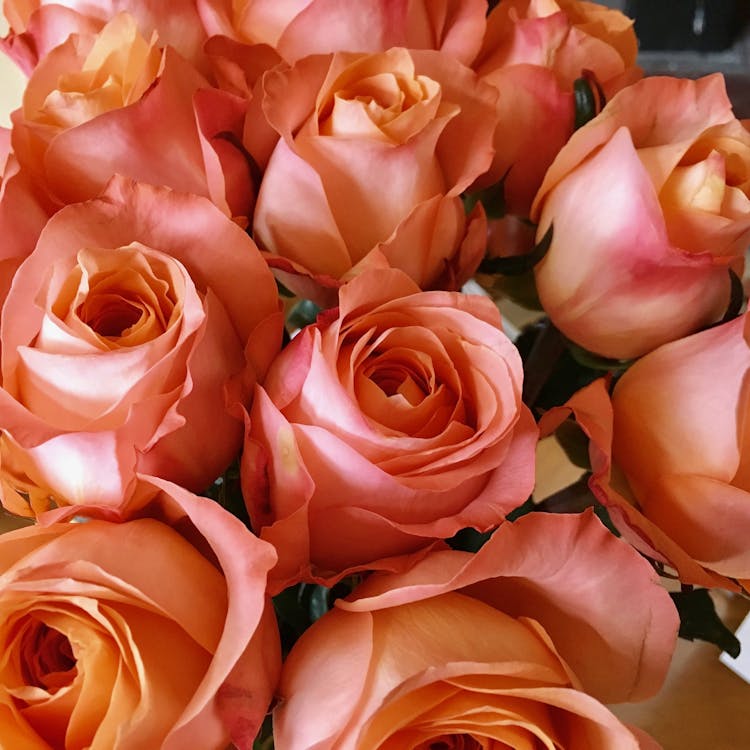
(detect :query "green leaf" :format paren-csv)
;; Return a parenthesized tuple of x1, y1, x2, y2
(273, 585, 311, 640)
(554, 420, 592, 471)
(670, 588, 741, 658)
(463, 178, 506, 219)
(308, 585, 331, 622)
(286, 299, 321, 332)
(252, 715, 274, 750)
(592, 503, 620, 537)
(505, 497, 537, 522)
(447, 527, 494, 553)
(479, 224, 553, 276)
(275, 279, 295, 298)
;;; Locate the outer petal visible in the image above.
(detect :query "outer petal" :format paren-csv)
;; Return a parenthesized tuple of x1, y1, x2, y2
(273, 608, 375, 750)
(139, 479, 280, 750)
(253, 137, 352, 279)
(479, 63, 574, 215)
(539, 379, 738, 591)
(612, 315, 750, 580)
(275, 0, 486, 64)
(341, 510, 679, 703)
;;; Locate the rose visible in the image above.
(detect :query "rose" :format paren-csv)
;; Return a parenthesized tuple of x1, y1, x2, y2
(242, 268, 537, 590)
(9, 12, 255, 224)
(530, 74, 750, 359)
(273, 511, 677, 749)
(472, 0, 640, 216)
(0, 477, 280, 749)
(2, 0, 208, 72)
(542, 313, 750, 591)
(197, 0, 486, 64)
(0, 176, 281, 517)
(252, 46, 497, 303)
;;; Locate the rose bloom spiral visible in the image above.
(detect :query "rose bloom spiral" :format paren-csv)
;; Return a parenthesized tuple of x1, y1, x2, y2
(243, 268, 537, 589)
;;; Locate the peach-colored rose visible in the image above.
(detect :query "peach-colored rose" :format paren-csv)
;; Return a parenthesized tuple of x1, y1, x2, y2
(531, 74, 750, 360)
(9, 12, 255, 224)
(0, 177, 281, 516)
(2, 0, 208, 73)
(541, 313, 750, 592)
(197, 0, 486, 65)
(473, 0, 639, 216)
(0, 477, 280, 750)
(251, 47, 497, 303)
(274, 511, 677, 749)
(242, 268, 537, 590)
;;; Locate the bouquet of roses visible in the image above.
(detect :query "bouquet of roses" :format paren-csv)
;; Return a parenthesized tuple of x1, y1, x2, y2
(0, 0, 748, 747)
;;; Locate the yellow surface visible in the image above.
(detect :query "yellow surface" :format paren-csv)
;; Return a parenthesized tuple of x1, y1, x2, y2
(0, 42, 25, 127)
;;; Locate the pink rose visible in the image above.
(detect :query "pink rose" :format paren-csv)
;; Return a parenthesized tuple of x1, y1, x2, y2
(252, 47, 497, 302)
(0, 177, 281, 516)
(10, 12, 255, 224)
(197, 0, 486, 64)
(541, 313, 750, 591)
(0, 477, 280, 749)
(274, 512, 677, 749)
(242, 268, 537, 590)
(531, 74, 750, 359)
(473, 0, 640, 215)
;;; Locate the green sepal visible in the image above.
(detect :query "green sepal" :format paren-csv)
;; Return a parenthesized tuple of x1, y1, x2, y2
(566, 342, 634, 374)
(718, 268, 745, 325)
(479, 224, 553, 276)
(573, 73, 605, 130)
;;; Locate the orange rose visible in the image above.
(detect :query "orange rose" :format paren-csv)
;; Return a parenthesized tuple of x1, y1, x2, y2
(0, 478, 280, 749)
(531, 74, 750, 359)
(2, 0, 207, 72)
(0, 177, 281, 516)
(10, 12, 254, 223)
(274, 512, 677, 749)
(542, 313, 750, 591)
(252, 47, 497, 302)
(473, 0, 639, 215)
(197, 0, 486, 64)
(242, 268, 537, 589)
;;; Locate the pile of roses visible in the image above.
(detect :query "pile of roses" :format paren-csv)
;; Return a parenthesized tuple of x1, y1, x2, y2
(0, 0, 748, 748)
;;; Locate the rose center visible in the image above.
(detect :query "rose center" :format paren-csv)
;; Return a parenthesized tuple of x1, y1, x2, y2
(418, 735, 485, 750)
(20, 621, 77, 692)
(78, 295, 144, 337)
(368, 365, 428, 405)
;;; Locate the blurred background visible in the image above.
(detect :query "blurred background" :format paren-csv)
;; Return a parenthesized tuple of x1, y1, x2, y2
(606, 0, 750, 115)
